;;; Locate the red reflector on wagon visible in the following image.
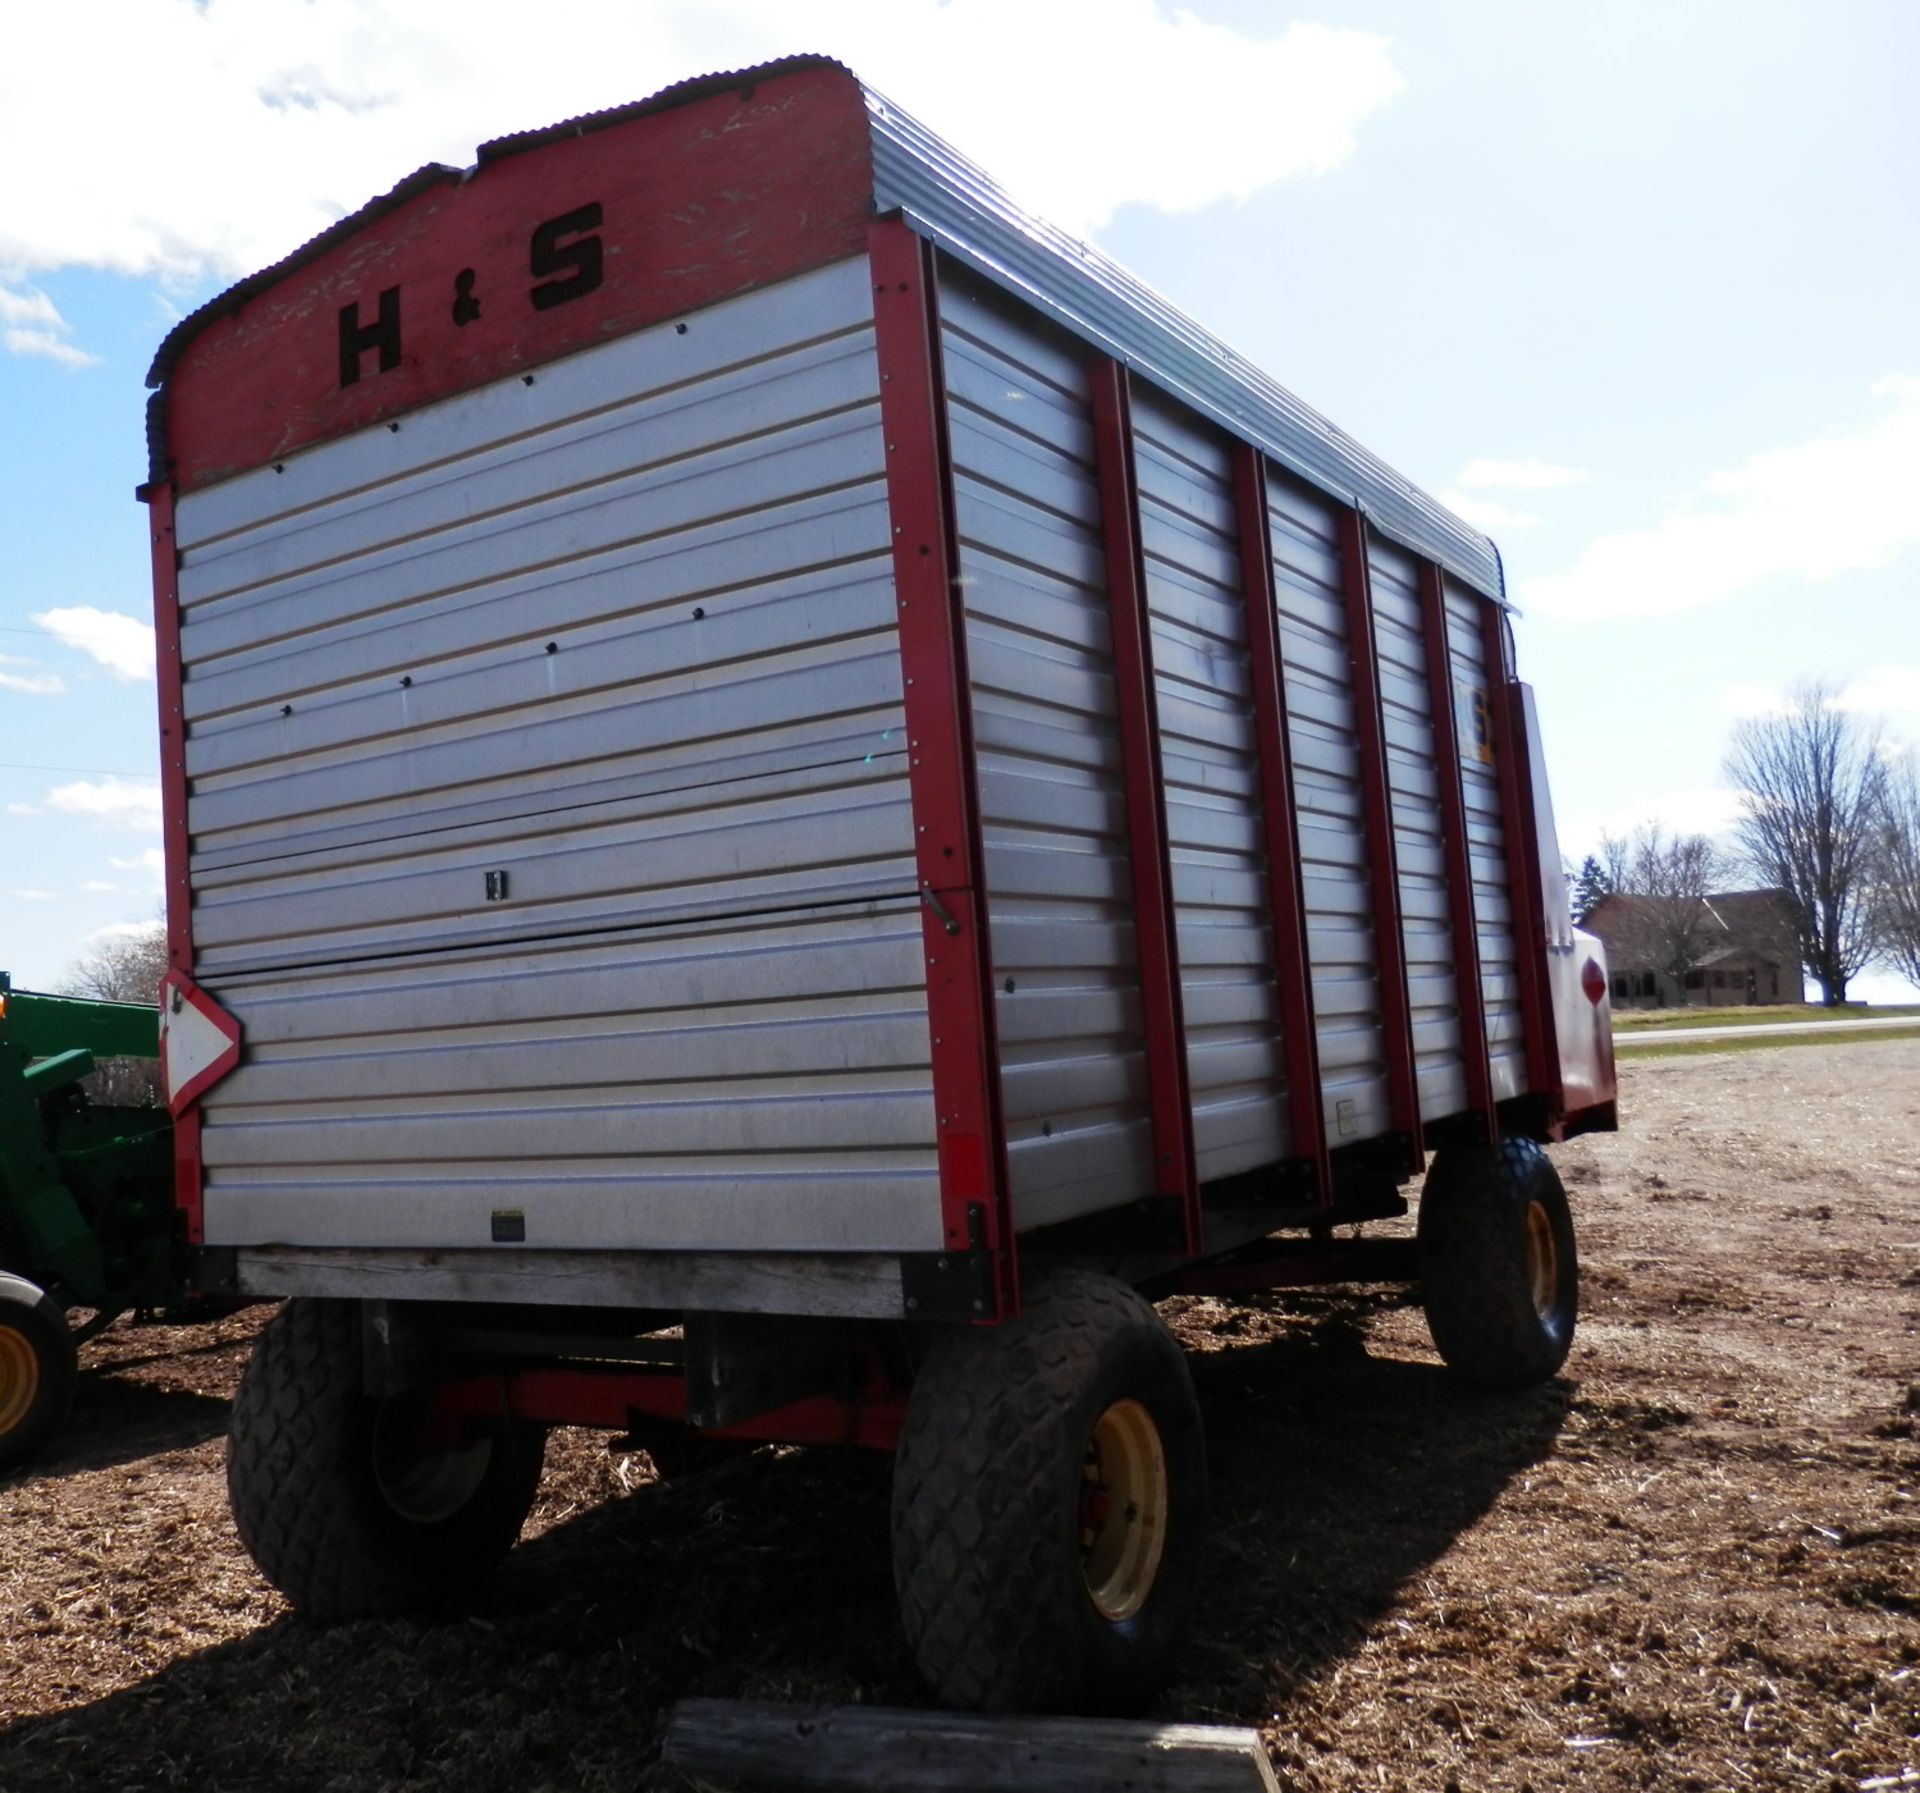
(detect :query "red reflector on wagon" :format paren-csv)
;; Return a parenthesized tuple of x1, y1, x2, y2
(1581, 959, 1607, 1006)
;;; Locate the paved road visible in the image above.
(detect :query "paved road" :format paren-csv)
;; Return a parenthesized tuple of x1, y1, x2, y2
(1614, 1015, 1920, 1047)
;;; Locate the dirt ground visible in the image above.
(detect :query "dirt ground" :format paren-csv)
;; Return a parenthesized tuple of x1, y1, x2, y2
(2, 1040, 1915, 1792)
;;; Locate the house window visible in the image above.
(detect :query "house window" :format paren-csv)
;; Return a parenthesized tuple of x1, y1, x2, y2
(1684, 971, 1704, 990)
(1711, 970, 1726, 989)
(1612, 975, 1629, 999)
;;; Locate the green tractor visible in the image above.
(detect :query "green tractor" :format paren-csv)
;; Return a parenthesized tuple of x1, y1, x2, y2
(0, 971, 184, 1469)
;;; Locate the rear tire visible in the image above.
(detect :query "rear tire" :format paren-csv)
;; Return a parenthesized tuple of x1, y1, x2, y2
(891, 1269, 1206, 1714)
(1418, 1138, 1578, 1389)
(227, 1298, 546, 1619)
(0, 1273, 77, 1472)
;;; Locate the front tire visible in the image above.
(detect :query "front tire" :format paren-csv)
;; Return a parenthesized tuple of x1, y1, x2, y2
(1418, 1138, 1578, 1389)
(0, 1273, 77, 1472)
(891, 1269, 1206, 1714)
(227, 1298, 546, 1619)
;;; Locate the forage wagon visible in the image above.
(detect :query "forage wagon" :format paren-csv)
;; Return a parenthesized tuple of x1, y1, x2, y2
(138, 56, 1616, 1712)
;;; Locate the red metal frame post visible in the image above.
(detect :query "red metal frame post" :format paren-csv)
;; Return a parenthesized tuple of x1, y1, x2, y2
(142, 480, 206, 1244)
(1335, 509, 1423, 1178)
(868, 219, 1018, 1317)
(1417, 561, 1498, 1146)
(1089, 359, 1200, 1252)
(1230, 448, 1332, 1210)
(1478, 602, 1561, 1128)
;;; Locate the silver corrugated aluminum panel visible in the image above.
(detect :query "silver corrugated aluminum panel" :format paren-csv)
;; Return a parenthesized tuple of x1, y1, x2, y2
(940, 270, 1156, 1228)
(1263, 465, 1392, 1144)
(176, 258, 943, 1255)
(867, 91, 1504, 609)
(1441, 578, 1525, 1102)
(1129, 386, 1290, 1180)
(1363, 534, 1471, 1123)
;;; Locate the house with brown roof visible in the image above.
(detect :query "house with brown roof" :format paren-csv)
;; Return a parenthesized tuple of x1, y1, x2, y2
(1582, 888, 1802, 1009)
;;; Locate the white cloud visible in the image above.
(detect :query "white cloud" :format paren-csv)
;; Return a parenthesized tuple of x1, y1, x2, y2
(1525, 376, 1920, 622)
(0, 283, 98, 364)
(6, 802, 42, 817)
(1718, 681, 1787, 719)
(32, 607, 157, 682)
(5, 327, 100, 367)
(79, 880, 117, 893)
(86, 920, 162, 945)
(46, 777, 164, 833)
(1437, 491, 1543, 533)
(0, 653, 66, 695)
(6, 889, 56, 902)
(0, 3, 1403, 286)
(1839, 663, 1920, 722)
(1717, 666, 1920, 726)
(1564, 785, 1747, 857)
(1453, 458, 1590, 491)
(0, 285, 63, 328)
(110, 848, 168, 891)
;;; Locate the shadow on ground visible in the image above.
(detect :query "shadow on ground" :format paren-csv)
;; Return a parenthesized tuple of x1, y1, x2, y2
(0, 1301, 1568, 1792)
(20, 1370, 232, 1480)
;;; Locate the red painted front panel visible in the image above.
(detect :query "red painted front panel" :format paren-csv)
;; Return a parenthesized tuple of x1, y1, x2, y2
(160, 65, 873, 493)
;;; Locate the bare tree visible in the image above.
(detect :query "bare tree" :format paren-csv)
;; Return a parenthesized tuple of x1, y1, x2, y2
(1616, 825, 1734, 994)
(1724, 682, 1886, 1005)
(1876, 749, 1920, 990)
(60, 920, 167, 1105)
(1598, 830, 1631, 895)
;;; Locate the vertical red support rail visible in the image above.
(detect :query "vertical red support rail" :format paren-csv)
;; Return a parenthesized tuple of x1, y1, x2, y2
(1478, 601, 1561, 1129)
(1231, 448, 1333, 1210)
(1417, 561, 1498, 1146)
(868, 219, 1018, 1316)
(1089, 360, 1201, 1252)
(141, 479, 204, 1244)
(1335, 508, 1424, 1178)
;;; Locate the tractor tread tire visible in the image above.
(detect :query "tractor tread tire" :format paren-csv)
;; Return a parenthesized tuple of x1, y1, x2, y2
(227, 1298, 543, 1621)
(0, 1273, 77, 1473)
(891, 1269, 1204, 1715)
(1418, 1137, 1578, 1390)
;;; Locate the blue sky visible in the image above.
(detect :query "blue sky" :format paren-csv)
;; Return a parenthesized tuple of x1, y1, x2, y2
(2, 0, 1916, 996)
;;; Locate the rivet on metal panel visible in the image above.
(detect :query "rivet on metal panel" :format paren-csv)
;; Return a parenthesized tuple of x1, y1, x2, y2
(522, 375, 535, 387)
(1002, 977, 1015, 993)
(692, 607, 705, 619)
(675, 323, 688, 336)
(272, 463, 285, 474)
(280, 704, 292, 717)
(387, 422, 400, 434)
(545, 641, 558, 654)
(399, 675, 412, 688)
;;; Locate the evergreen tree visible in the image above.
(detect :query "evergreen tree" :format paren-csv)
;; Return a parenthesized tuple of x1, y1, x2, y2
(1571, 854, 1612, 923)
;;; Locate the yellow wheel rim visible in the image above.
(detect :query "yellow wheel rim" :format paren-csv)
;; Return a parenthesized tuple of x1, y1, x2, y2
(1524, 1199, 1558, 1320)
(0, 1324, 41, 1435)
(1080, 1398, 1169, 1622)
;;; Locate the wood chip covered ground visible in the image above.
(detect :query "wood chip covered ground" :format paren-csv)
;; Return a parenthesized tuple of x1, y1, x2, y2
(2, 1041, 1916, 1791)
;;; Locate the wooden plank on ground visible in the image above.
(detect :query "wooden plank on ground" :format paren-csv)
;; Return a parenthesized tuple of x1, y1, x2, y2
(660, 1699, 1281, 1792)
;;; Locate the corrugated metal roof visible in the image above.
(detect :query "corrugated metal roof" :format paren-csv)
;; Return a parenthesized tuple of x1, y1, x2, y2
(143, 54, 1505, 600)
(861, 88, 1504, 602)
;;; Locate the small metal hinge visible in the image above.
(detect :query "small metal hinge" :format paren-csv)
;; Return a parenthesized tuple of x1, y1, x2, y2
(919, 885, 960, 937)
